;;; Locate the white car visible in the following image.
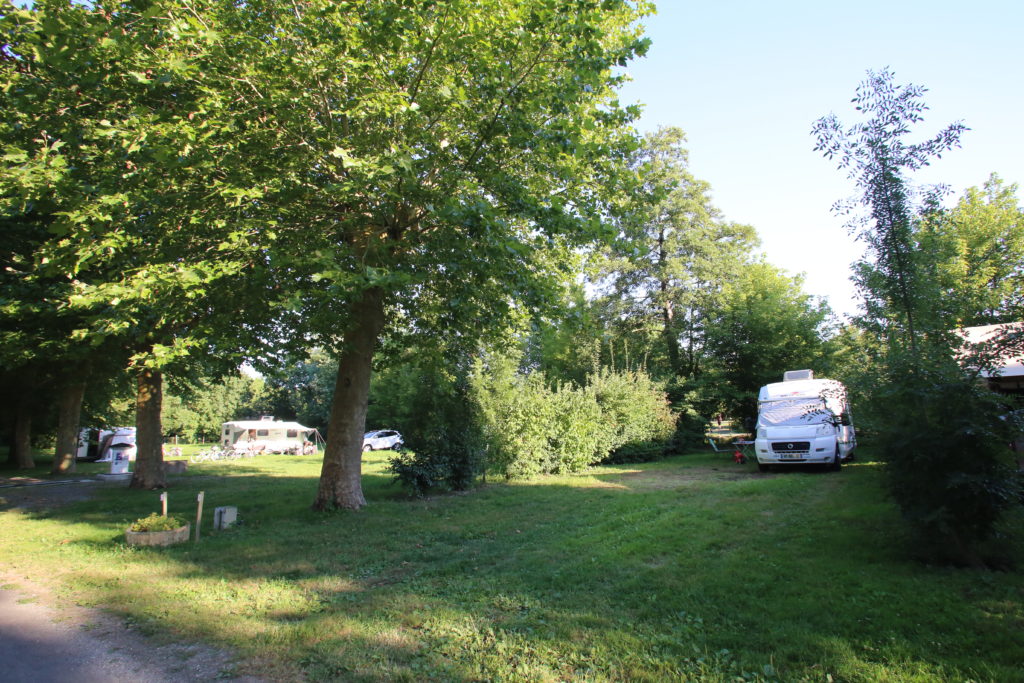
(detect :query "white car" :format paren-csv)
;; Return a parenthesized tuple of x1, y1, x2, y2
(362, 430, 404, 452)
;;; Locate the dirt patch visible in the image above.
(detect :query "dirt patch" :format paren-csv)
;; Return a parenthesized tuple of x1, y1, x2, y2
(599, 466, 771, 491)
(0, 575, 273, 683)
(0, 479, 280, 682)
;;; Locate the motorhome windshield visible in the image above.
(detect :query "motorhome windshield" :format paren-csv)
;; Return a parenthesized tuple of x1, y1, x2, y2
(757, 398, 831, 427)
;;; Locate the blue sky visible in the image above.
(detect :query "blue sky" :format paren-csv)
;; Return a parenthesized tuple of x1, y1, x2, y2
(618, 1, 1024, 318)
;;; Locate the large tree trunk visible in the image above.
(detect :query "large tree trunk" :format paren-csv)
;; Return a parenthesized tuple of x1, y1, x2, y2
(313, 288, 386, 511)
(11, 402, 34, 469)
(51, 381, 87, 475)
(130, 367, 166, 490)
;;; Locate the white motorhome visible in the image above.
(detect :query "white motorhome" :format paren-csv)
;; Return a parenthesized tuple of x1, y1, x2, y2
(754, 370, 856, 471)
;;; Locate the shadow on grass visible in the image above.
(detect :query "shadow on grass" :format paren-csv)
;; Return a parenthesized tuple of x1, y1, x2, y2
(5, 451, 1023, 681)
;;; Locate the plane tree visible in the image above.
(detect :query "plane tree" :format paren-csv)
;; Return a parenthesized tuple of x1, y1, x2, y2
(4, 0, 653, 505)
(1, 0, 284, 486)
(190, 0, 656, 510)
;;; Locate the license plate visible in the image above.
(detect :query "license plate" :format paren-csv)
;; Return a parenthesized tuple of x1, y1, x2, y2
(779, 453, 803, 460)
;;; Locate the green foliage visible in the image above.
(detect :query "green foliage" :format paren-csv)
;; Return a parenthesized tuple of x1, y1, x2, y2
(471, 354, 556, 478)
(255, 351, 338, 433)
(162, 372, 264, 441)
(874, 349, 1021, 564)
(815, 70, 1019, 563)
(524, 284, 603, 387)
(547, 381, 614, 472)
(917, 174, 1024, 327)
(129, 512, 185, 532)
(0, 0, 280, 372)
(2, 0, 655, 503)
(704, 262, 834, 425)
(592, 126, 758, 380)
(590, 367, 677, 461)
(384, 356, 485, 496)
(469, 351, 675, 477)
(389, 426, 483, 498)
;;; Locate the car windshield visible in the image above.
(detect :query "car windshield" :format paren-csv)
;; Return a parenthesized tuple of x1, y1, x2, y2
(758, 398, 832, 427)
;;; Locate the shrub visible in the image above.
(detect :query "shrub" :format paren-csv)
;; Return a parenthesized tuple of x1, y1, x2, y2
(384, 361, 485, 496)
(876, 349, 1022, 566)
(389, 425, 484, 497)
(470, 352, 676, 476)
(590, 368, 676, 461)
(469, 354, 547, 478)
(129, 513, 186, 532)
(546, 382, 616, 472)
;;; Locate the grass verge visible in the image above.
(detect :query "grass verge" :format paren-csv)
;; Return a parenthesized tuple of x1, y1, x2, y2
(1, 448, 1022, 681)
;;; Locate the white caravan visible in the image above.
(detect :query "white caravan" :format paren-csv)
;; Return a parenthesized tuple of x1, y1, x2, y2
(220, 416, 315, 454)
(753, 370, 856, 471)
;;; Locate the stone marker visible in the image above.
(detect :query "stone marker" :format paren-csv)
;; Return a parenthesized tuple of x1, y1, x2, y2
(213, 506, 238, 530)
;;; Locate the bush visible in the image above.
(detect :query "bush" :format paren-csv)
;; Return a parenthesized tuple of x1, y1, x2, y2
(664, 376, 718, 453)
(383, 361, 485, 496)
(389, 440, 481, 497)
(469, 352, 676, 477)
(129, 513, 186, 532)
(547, 382, 616, 472)
(604, 440, 667, 464)
(876, 349, 1022, 566)
(591, 368, 676, 462)
(472, 362, 555, 478)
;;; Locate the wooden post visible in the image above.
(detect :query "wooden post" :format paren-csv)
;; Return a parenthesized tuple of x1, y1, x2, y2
(195, 491, 205, 543)
(160, 492, 168, 517)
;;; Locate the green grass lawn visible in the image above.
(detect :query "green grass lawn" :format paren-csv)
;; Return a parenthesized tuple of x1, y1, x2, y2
(1, 449, 1022, 681)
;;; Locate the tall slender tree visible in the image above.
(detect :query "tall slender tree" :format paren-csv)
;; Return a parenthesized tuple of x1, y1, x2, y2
(812, 67, 967, 348)
(814, 69, 1019, 565)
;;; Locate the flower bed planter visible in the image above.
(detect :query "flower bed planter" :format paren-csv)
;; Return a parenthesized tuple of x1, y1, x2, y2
(125, 523, 190, 547)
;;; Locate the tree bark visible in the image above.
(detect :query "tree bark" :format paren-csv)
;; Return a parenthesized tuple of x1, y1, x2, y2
(11, 402, 34, 469)
(657, 227, 682, 376)
(313, 288, 386, 511)
(51, 381, 87, 475)
(130, 366, 166, 489)
(661, 298, 681, 376)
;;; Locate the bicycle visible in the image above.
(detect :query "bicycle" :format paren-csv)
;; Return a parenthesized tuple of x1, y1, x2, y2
(190, 446, 225, 463)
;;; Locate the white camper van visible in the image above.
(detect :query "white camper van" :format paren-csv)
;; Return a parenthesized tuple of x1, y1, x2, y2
(754, 370, 856, 471)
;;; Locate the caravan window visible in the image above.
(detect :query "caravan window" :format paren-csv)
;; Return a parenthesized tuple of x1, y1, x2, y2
(287, 430, 298, 438)
(758, 399, 832, 427)
(257, 429, 269, 437)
